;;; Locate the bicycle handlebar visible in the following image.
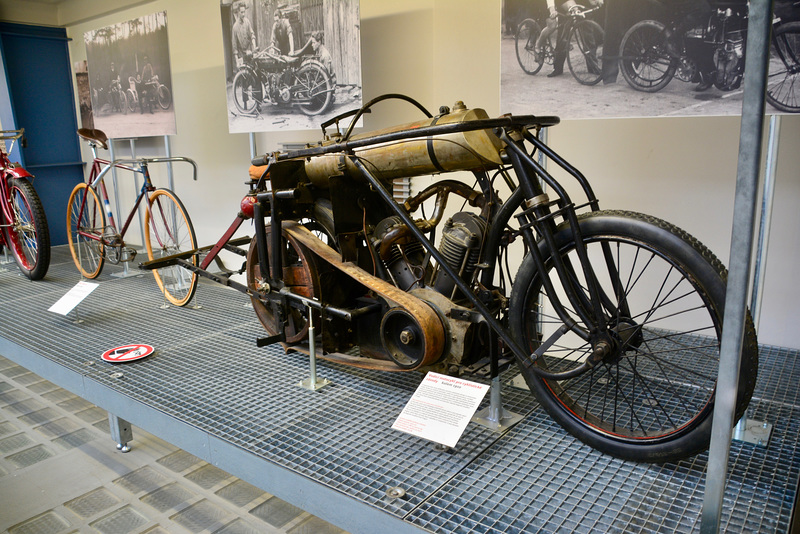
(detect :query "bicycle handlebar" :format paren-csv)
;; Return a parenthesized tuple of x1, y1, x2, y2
(91, 156, 199, 187)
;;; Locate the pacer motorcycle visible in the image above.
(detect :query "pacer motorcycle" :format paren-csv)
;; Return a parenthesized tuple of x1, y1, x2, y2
(144, 94, 758, 463)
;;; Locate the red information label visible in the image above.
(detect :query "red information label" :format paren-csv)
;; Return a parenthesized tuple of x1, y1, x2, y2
(101, 344, 155, 363)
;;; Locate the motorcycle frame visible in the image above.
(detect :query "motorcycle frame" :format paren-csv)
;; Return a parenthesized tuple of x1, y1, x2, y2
(252, 114, 628, 378)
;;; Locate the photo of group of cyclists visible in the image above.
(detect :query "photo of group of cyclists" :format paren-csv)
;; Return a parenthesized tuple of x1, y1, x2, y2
(220, 0, 362, 134)
(501, 0, 800, 120)
(83, 11, 177, 138)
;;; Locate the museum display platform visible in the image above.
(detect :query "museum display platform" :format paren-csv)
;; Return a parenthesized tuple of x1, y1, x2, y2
(1, 246, 799, 533)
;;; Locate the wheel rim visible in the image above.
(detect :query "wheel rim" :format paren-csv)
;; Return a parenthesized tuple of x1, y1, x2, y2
(5, 184, 39, 271)
(622, 24, 674, 90)
(767, 25, 800, 112)
(233, 72, 259, 114)
(520, 236, 721, 443)
(145, 191, 197, 306)
(515, 20, 545, 75)
(296, 64, 331, 115)
(67, 184, 104, 278)
(568, 21, 604, 85)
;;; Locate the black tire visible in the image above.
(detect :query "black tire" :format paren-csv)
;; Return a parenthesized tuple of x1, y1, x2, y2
(2, 177, 50, 280)
(766, 21, 800, 113)
(232, 69, 260, 114)
(295, 61, 333, 116)
(157, 85, 172, 110)
(515, 18, 547, 75)
(144, 189, 198, 307)
(619, 20, 677, 93)
(509, 210, 758, 463)
(567, 19, 604, 86)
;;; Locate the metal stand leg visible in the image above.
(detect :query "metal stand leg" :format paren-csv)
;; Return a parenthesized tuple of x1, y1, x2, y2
(298, 306, 330, 391)
(472, 331, 523, 432)
(109, 413, 133, 452)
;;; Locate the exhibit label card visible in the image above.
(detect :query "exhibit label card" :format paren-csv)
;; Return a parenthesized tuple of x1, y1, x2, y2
(392, 372, 490, 448)
(48, 281, 99, 315)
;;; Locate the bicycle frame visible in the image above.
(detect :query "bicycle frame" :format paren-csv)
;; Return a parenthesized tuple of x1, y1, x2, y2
(75, 138, 198, 253)
(0, 130, 32, 245)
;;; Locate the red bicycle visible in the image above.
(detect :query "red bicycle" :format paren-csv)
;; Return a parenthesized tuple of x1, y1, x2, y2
(0, 129, 50, 280)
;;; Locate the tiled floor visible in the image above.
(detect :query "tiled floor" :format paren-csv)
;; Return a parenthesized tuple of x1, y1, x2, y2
(0, 354, 348, 534)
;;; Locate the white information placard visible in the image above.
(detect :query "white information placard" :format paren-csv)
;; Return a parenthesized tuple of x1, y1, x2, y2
(48, 281, 99, 316)
(392, 372, 490, 448)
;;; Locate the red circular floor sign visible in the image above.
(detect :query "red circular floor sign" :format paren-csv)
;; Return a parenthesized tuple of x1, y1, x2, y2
(101, 344, 155, 363)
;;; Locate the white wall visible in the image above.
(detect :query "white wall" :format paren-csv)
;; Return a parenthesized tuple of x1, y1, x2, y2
(2, 0, 798, 348)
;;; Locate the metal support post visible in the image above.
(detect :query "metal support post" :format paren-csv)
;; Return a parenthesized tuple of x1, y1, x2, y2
(700, 2, 773, 531)
(298, 305, 330, 391)
(472, 331, 523, 432)
(109, 413, 133, 452)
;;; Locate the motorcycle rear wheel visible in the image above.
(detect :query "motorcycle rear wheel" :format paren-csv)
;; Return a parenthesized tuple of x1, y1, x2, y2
(295, 61, 333, 116)
(619, 20, 677, 93)
(509, 210, 758, 463)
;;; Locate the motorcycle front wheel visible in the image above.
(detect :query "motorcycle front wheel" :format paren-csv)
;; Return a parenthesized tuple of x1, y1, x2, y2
(619, 20, 677, 93)
(509, 210, 758, 463)
(295, 61, 333, 116)
(232, 70, 261, 114)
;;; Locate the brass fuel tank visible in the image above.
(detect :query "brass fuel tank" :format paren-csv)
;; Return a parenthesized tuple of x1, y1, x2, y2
(304, 102, 504, 187)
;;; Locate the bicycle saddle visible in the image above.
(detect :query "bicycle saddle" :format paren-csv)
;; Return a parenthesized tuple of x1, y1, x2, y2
(77, 128, 109, 150)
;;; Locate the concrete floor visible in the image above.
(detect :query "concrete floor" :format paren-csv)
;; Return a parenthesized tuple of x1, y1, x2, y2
(0, 353, 348, 534)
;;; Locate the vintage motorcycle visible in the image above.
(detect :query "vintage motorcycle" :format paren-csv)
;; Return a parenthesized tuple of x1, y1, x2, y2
(147, 94, 758, 463)
(619, 1, 748, 93)
(231, 42, 334, 116)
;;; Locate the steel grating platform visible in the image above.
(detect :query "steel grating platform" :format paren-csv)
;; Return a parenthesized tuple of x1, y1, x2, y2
(1, 245, 799, 533)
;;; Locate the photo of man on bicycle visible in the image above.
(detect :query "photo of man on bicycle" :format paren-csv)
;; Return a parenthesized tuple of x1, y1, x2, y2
(536, 0, 604, 78)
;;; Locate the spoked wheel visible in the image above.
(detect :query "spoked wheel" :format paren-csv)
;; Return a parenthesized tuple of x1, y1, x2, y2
(619, 20, 677, 93)
(144, 189, 198, 307)
(119, 91, 128, 115)
(157, 85, 172, 110)
(2, 178, 50, 280)
(515, 18, 548, 75)
(509, 210, 758, 463)
(767, 21, 800, 113)
(232, 70, 260, 114)
(295, 61, 333, 116)
(66, 182, 105, 279)
(126, 89, 137, 112)
(568, 19, 604, 86)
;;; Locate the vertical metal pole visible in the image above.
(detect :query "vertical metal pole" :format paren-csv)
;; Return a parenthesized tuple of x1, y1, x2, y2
(750, 115, 781, 329)
(700, 2, 772, 532)
(164, 135, 175, 191)
(249, 132, 257, 160)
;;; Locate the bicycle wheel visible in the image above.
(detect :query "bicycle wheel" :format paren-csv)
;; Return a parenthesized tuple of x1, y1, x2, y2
(515, 18, 547, 75)
(232, 70, 260, 114)
(767, 21, 800, 113)
(509, 210, 758, 463)
(157, 85, 172, 110)
(567, 19, 604, 86)
(144, 189, 198, 307)
(619, 20, 677, 93)
(119, 90, 128, 115)
(2, 177, 50, 280)
(66, 182, 105, 279)
(126, 89, 137, 112)
(295, 61, 333, 116)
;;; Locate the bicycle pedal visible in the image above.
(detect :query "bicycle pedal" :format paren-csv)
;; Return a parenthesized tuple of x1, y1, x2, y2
(120, 247, 137, 263)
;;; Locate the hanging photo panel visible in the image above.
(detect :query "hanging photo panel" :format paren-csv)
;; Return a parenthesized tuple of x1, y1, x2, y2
(84, 11, 177, 138)
(220, 0, 363, 133)
(500, 0, 800, 119)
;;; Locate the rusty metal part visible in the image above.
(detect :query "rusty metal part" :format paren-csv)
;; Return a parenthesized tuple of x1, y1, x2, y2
(302, 105, 504, 186)
(246, 231, 318, 344)
(285, 221, 446, 370)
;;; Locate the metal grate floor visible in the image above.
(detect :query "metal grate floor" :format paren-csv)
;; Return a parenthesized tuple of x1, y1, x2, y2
(1, 246, 799, 533)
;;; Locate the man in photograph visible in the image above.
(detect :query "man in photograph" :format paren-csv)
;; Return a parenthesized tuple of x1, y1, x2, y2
(232, 2, 256, 68)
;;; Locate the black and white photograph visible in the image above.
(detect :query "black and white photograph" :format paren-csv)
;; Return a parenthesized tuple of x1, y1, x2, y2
(220, 0, 362, 133)
(84, 11, 177, 138)
(501, 0, 800, 119)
